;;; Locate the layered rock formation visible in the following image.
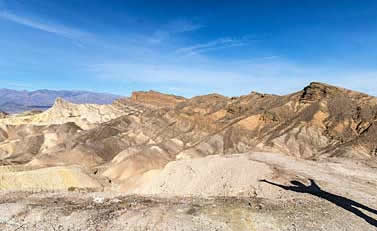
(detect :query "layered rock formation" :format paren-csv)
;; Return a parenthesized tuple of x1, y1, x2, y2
(131, 90, 186, 108)
(0, 98, 129, 129)
(0, 82, 377, 230)
(0, 82, 377, 193)
(123, 82, 377, 160)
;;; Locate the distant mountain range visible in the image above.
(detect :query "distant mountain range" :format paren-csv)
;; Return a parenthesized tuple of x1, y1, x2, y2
(0, 88, 122, 113)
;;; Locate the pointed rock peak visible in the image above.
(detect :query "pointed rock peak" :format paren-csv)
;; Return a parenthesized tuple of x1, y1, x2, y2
(0, 111, 8, 118)
(55, 97, 66, 104)
(300, 82, 344, 102)
(301, 82, 371, 102)
(305, 81, 368, 93)
(307, 81, 333, 87)
(53, 97, 73, 108)
(304, 82, 340, 92)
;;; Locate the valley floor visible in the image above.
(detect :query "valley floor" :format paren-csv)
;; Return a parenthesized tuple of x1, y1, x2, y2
(0, 191, 376, 231)
(0, 152, 377, 231)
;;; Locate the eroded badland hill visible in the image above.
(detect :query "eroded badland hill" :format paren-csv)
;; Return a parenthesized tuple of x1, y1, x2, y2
(0, 82, 376, 230)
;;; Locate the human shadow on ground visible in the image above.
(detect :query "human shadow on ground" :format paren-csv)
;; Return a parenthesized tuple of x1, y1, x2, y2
(260, 179, 377, 228)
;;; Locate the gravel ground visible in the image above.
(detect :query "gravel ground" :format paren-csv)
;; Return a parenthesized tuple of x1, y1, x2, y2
(0, 191, 376, 231)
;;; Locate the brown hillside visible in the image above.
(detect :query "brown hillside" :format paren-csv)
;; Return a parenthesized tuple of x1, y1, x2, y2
(0, 82, 377, 189)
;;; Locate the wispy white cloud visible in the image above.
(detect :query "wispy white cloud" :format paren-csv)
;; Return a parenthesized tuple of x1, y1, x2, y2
(148, 19, 203, 44)
(0, 10, 91, 39)
(3, 6, 376, 97)
(87, 56, 377, 97)
(175, 37, 252, 56)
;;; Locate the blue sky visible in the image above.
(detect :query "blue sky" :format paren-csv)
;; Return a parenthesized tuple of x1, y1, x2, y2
(0, 0, 377, 97)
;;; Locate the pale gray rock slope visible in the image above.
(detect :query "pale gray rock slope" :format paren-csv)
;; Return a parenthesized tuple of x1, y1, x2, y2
(0, 83, 376, 230)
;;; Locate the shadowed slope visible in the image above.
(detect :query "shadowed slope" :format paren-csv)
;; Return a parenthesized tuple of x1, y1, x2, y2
(261, 179, 377, 228)
(1, 82, 377, 187)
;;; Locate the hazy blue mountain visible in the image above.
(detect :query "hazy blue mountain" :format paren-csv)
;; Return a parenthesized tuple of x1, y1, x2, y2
(0, 89, 122, 113)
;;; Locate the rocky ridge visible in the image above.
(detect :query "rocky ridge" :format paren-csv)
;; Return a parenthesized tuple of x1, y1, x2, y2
(131, 90, 186, 108)
(1, 82, 377, 181)
(0, 82, 377, 230)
